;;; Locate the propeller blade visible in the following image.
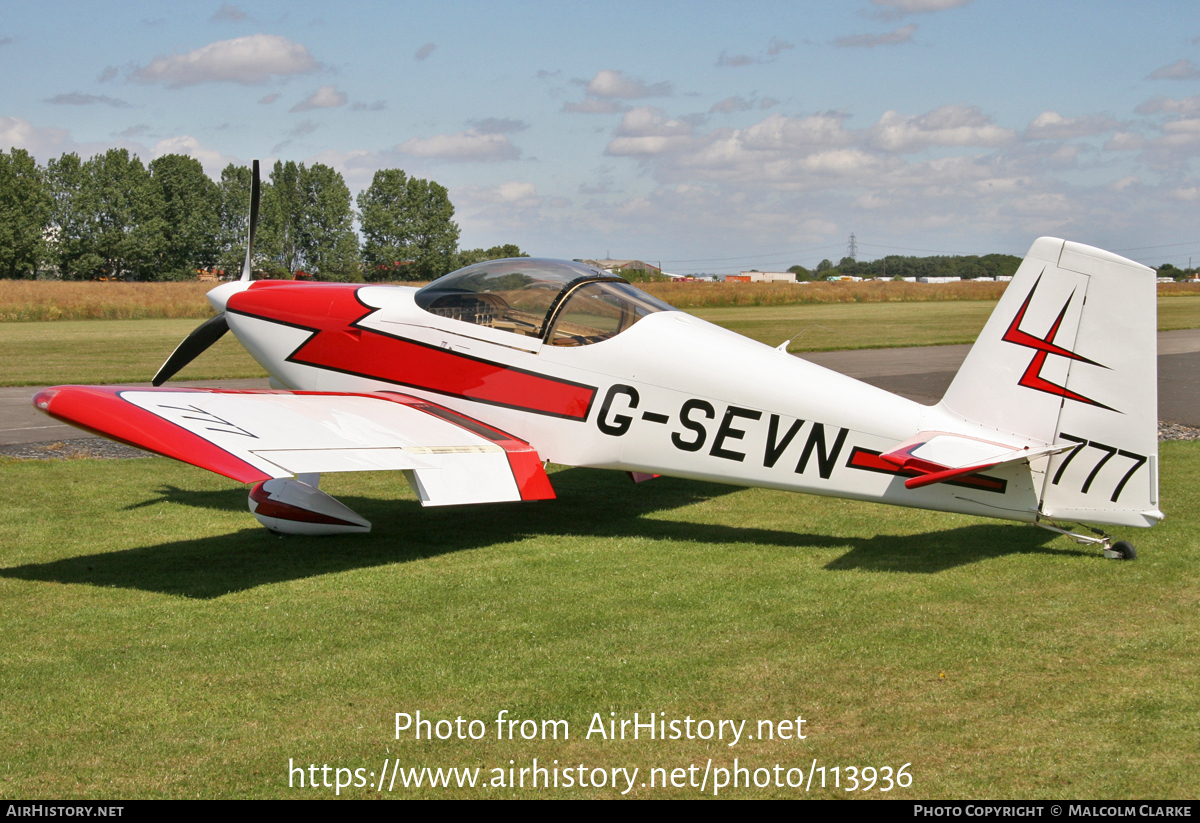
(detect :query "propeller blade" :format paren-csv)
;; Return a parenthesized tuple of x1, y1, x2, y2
(152, 313, 230, 386)
(240, 159, 260, 282)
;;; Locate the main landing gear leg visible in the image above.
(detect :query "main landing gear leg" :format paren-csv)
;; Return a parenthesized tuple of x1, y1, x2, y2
(1035, 519, 1136, 560)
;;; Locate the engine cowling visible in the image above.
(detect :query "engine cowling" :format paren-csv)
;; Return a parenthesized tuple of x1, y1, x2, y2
(248, 478, 371, 535)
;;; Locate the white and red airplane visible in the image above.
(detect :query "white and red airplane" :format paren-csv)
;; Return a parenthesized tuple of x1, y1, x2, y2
(33, 163, 1160, 558)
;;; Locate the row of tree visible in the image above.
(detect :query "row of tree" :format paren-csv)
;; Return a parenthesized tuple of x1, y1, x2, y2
(791, 253, 1200, 282)
(788, 253, 1024, 281)
(0, 148, 521, 282)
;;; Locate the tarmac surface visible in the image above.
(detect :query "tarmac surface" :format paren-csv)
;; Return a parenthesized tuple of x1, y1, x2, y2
(1, 329, 1197, 453)
(798, 328, 1200, 428)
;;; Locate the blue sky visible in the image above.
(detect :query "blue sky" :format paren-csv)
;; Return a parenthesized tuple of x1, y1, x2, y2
(3, 0, 1199, 273)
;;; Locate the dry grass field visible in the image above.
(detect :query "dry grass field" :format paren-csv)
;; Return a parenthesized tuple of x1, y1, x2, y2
(0, 281, 218, 321)
(642, 278, 1010, 308)
(2, 279, 1198, 321)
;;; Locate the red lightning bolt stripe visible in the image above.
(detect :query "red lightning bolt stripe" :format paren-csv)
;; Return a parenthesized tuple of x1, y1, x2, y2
(228, 282, 597, 421)
(1001, 276, 1114, 411)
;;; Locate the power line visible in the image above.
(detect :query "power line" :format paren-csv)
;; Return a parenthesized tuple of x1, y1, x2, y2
(1110, 240, 1200, 253)
(659, 242, 844, 264)
(856, 241, 981, 255)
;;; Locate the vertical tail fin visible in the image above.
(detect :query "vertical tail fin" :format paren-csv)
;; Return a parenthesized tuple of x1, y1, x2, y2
(939, 237, 1161, 527)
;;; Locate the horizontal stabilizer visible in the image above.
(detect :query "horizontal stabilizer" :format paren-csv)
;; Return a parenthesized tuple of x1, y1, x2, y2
(879, 431, 1070, 490)
(33, 386, 554, 506)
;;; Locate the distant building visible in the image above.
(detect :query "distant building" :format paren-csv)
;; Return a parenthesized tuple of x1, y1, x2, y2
(724, 271, 796, 283)
(917, 276, 962, 283)
(579, 259, 661, 276)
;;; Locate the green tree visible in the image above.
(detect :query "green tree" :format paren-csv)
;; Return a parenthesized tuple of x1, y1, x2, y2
(45, 153, 89, 279)
(0, 149, 51, 278)
(455, 243, 528, 269)
(216, 163, 254, 277)
(258, 160, 359, 279)
(85, 149, 163, 280)
(260, 160, 305, 275)
(149, 154, 220, 280)
(46, 149, 163, 280)
(298, 163, 359, 280)
(358, 169, 460, 281)
(1157, 263, 1183, 281)
(787, 264, 814, 281)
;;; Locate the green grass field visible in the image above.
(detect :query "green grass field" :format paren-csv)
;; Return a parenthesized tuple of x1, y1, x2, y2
(2, 296, 1198, 386)
(0, 446, 1197, 799)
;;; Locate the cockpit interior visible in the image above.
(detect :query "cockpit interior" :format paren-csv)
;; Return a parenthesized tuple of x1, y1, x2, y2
(415, 259, 676, 347)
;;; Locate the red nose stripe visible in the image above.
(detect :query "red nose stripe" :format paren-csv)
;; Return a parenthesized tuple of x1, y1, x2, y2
(230, 283, 596, 421)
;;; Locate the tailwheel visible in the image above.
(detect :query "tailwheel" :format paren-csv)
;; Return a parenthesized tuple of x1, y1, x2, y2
(1036, 519, 1137, 560)
(1104, 540, 1137, 561)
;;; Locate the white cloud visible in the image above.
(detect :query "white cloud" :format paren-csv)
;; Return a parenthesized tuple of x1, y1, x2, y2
(868, 105, 1014, 152)
(0, 116, 71, 158)
(616, 107, 693, 137)
(563, 70, 671, 114)
(471, 118, 528, 134)
(289, 119, 319, 137)
(835, 24, 917, 48)
(606, 107, 695, 157)
(739, 112, 855, 151)
(210, 4, 248, 23)
(869, 0, 970, 16)
(717, 37, 794, 67)
(585, 70, 671, 100)
(1147, 59, 1200, 80)
(290, 84, 347, 112)
(562, 98, 628, 115)
(396, 129, 520, 162)
(1104, 131, 1146, 151)
(716, 52, 755, 68)
(151, 135, 240, 176)
(1023, 111, 1120, 140)
(455, 181, 543, 209)
(767, 37, 795, 56)
(259, 93, 281, 104)
(1136, 95, 1200, 116)
(710, 95, 753, 114)
(130, 34, 320, 87)
(46, 92, 130, 108)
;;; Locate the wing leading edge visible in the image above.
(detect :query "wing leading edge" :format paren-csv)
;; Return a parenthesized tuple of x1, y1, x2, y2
(33, 386, 555, 506)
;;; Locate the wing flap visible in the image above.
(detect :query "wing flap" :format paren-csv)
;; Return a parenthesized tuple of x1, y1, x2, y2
(34, 386, 555, 504)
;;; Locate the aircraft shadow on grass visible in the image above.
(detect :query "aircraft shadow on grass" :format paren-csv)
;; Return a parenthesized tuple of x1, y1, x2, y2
(1, 468, 1075, 599)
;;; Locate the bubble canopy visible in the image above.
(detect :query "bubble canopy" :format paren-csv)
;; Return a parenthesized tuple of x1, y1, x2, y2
(414, 258, 677, 347)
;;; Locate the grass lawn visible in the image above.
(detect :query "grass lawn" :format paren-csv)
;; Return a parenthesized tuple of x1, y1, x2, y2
(695, 294, 1200, 353)
(0, 319, 268, 386)
(0, 444, 1197, 799)
(2, 296, 1197, 386)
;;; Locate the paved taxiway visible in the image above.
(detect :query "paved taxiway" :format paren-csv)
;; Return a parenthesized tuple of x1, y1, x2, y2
(1, 329, 1197, 447)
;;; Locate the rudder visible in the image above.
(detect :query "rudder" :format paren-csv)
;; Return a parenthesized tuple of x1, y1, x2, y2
(938, 237, 1161, 528)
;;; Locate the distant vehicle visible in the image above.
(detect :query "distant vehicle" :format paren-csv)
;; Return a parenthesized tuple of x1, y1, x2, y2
(34, 163, 1158, 558)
